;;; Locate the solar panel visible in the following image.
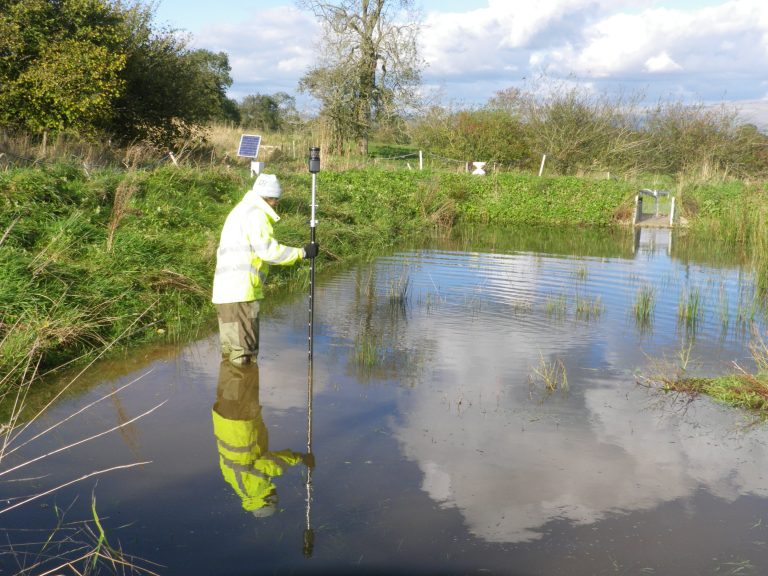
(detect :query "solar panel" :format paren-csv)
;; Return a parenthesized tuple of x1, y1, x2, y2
(237, 134, 261, 158)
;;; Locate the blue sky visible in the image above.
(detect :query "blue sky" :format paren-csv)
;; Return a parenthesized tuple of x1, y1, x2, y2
(152, 0, 768, 124)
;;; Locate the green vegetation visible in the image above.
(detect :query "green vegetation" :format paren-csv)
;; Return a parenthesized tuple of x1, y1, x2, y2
(575, 294, 603, 321)
(0, 164, 238, 391)
(529, 353, 569, 396)
(0, 0, 237, 146)
(632, 285, 656, 331)
(677, 287, 703, 331)
(410, 85, 768, 180)
(643, 335, 768, 416)
(656, 373, 768, 414)
(544, 294, 568, 319)
(698, 375, 768, 412)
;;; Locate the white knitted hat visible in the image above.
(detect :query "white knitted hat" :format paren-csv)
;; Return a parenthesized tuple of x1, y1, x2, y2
(251, 174, 282, 198)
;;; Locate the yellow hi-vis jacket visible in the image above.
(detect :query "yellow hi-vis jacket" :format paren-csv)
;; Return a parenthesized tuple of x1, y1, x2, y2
(212, 191, 303, 304)
(212, 409, 303, 512)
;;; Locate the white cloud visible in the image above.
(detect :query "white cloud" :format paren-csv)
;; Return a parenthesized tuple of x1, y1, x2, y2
(194, 7, 320, 97)
(180, 1, 768, 108)
(645, 51, 683, 72)
(417, 0, 768, 103)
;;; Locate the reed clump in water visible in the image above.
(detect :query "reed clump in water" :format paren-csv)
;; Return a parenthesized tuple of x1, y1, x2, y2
(677, 287, 703, 331)
(632, 284, 656, 332)
(575, 294, 603, 321)
(544, 294, 567, 319)
(529, 353, 569, 396)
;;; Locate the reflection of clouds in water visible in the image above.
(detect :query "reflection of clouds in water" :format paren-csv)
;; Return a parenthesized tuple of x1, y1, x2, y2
(381, 246, 768, 544)
(587, 386, 768, 503)
(396, 329, 768, 543)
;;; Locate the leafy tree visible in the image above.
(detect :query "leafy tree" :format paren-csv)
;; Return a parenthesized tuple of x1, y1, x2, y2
(0, 0, 236, 145)
(0, 0, 128, 133)
(110, 3, 236, 145)
(298, 0, 422, 154)
(239, 92, 299, 131)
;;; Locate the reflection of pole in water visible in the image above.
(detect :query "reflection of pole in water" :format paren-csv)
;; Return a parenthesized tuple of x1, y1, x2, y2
(303, 355, 314, 557)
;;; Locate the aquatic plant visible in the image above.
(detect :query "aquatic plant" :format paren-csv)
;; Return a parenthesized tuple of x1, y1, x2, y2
(632, 285, 655, 330)
(749, 330, 768, 374)
(511, 300, 533, 314)
(572, 263, 588, 281)
(354, 332, 381, 368)
(735, 291, 759, 334)
(0, 326, 161, 574)
(677, 287, 702, 331)
(1, 492, 161, 575)
(640, 332, 768, 416)
(575, 294, 603, 321)
(386, 272, 411, 310)
(718, 284, 730, 334)
(529, 353, 569, 395)
(544, 294, 567, 319)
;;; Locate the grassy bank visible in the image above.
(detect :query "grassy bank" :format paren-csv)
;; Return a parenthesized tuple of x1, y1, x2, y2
(0, 164, 635, 392)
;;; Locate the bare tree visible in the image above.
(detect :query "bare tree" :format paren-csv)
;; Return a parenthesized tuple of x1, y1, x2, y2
(298, 0, 422, 154)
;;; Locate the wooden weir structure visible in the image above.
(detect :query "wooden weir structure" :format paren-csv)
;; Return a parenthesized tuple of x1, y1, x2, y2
(633, 189, 675, 228)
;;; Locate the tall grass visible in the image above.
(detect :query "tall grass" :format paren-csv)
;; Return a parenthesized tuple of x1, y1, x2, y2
(529, 353, 569, 396)
(633, 284, 656, 331)
(544, 294, 568, 319)
(0, 316, 162, 574)
(386, 273, 411, 312)
(0, 164, 241, 391)
(677, 287, 703, 331)
(575, 294, 603, 321)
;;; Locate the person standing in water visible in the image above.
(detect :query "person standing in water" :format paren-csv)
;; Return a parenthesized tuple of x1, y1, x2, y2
(212, 174, 318, 365)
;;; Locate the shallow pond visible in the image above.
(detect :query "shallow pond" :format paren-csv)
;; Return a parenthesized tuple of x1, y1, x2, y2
(3, 225, 768, 576)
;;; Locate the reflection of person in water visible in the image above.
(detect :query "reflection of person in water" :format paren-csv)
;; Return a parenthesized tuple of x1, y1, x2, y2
(212, 361, 313, 517)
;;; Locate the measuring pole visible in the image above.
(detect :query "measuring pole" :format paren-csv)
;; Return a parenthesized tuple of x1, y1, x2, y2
(307, 146, 320, 359)
(303, 146, 320, 558)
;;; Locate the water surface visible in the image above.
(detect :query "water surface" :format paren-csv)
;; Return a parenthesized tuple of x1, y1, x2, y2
(2, 226, 768, 576)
